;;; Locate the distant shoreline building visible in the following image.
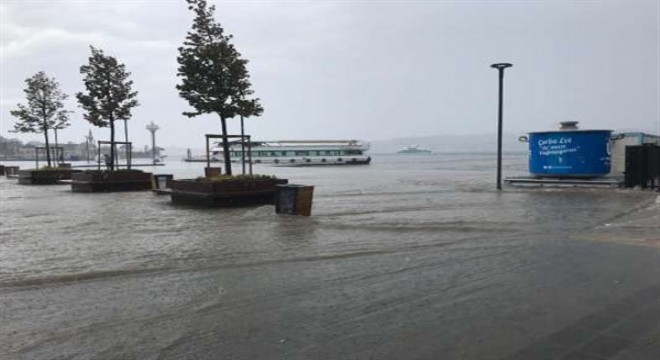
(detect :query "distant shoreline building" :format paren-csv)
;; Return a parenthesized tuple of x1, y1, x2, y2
(610, 132, 660, 175)
(0, 135, 163, 161)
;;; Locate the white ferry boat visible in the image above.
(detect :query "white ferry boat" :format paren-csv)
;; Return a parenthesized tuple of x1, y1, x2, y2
(397, 145, 432, 154)
(211, 140, 371, 166)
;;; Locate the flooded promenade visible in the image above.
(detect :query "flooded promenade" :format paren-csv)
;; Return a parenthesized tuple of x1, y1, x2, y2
(1, 153, 658, 359)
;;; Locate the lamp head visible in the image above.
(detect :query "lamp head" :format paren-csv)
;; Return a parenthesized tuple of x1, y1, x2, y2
(491, 63, 513, 70)
(146, 122, 160, 132)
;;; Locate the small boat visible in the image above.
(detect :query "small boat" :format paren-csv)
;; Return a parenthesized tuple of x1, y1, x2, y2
(211, 140, 371, 166)
(183, 147, 220, 162)
(183, 156, 221, 163)
(397, 145, 432, 154)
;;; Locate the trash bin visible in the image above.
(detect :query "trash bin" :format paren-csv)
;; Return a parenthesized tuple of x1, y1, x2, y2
(152, 174, 173, 190)
(275, 184, 314, 216)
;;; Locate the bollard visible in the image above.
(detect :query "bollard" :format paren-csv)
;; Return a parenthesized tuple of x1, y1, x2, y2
(275, 184, 314, 216)
(205, 167, 221, 178)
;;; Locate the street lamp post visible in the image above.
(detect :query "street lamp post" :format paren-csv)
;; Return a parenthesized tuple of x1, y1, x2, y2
(240, 115, 246, 175)
(84, 130, 94, 164)
(490, 63, 513, 191)
(145, 122, 160, 165)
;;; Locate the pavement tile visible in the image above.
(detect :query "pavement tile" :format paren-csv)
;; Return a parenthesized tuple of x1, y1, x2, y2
(571, 314, 621, 332)
(575, 335, 634, 358)
(616, 286, 660, 310)
(597, 303, 638, 320)
(545, 324, 599, 348)
(504, 342, 567, 360)
(637, 304, 660, 323)
(629, 328, 660, 357)
(558, 351, 606, 360)
(611, 348, 660, 360)
(605, 315, 659, 340)
(503, 286, 659, 360)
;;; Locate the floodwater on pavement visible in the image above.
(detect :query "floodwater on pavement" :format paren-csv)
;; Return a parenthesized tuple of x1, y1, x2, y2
(1, 153, 658, 359)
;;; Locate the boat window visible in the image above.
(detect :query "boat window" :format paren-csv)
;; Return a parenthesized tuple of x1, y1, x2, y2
(295, 151, 310, 156)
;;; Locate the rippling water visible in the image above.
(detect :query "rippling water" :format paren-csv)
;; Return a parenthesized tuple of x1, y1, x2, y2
(1, 153, 657, 359)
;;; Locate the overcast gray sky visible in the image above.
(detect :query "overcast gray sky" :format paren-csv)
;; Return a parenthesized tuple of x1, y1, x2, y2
(1, 0, 658, 149)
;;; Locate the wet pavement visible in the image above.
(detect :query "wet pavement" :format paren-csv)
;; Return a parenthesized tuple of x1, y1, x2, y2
(507, 284, 660, 360)
(1, 156, 658, 359)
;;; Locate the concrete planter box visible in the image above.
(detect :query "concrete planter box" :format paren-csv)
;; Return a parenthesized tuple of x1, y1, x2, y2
(18, 169, 83, 185)
(71, 170, 153, 192)
(170, 178, 288, 207)
(4, 166, 20, 177)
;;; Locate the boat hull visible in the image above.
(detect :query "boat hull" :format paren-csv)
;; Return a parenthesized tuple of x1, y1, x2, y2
(397, 150, 432, 154)
(237, 156, 372, 167)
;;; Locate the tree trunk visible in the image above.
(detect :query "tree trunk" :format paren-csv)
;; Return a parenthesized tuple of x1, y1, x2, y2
(124, 119, 129, 144)
(220, 115, 232, 175)
(109, 119, 115, 171)
(123, 119, 130, 169)
(43, 127, 52, 167)
(54, 128, 59, 165)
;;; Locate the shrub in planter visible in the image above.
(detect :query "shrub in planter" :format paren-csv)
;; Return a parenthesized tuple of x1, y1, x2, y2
(71, 169, 153, 192)
(17, 167, 83, 185)
(73, 169, 150, 181)
(170, 174, 288, 207)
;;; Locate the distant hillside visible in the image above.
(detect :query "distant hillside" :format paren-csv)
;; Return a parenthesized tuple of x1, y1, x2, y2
(368, 134, 527, 154)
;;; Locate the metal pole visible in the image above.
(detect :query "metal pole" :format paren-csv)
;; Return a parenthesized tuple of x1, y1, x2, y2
(241, 115, 246, 175)
(206, 136, 210, 170)
(151, 131, 156, 164)
(124, 120, 129, 146)
(490, 63, 513, 190)
(248, 135, 253, 175)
